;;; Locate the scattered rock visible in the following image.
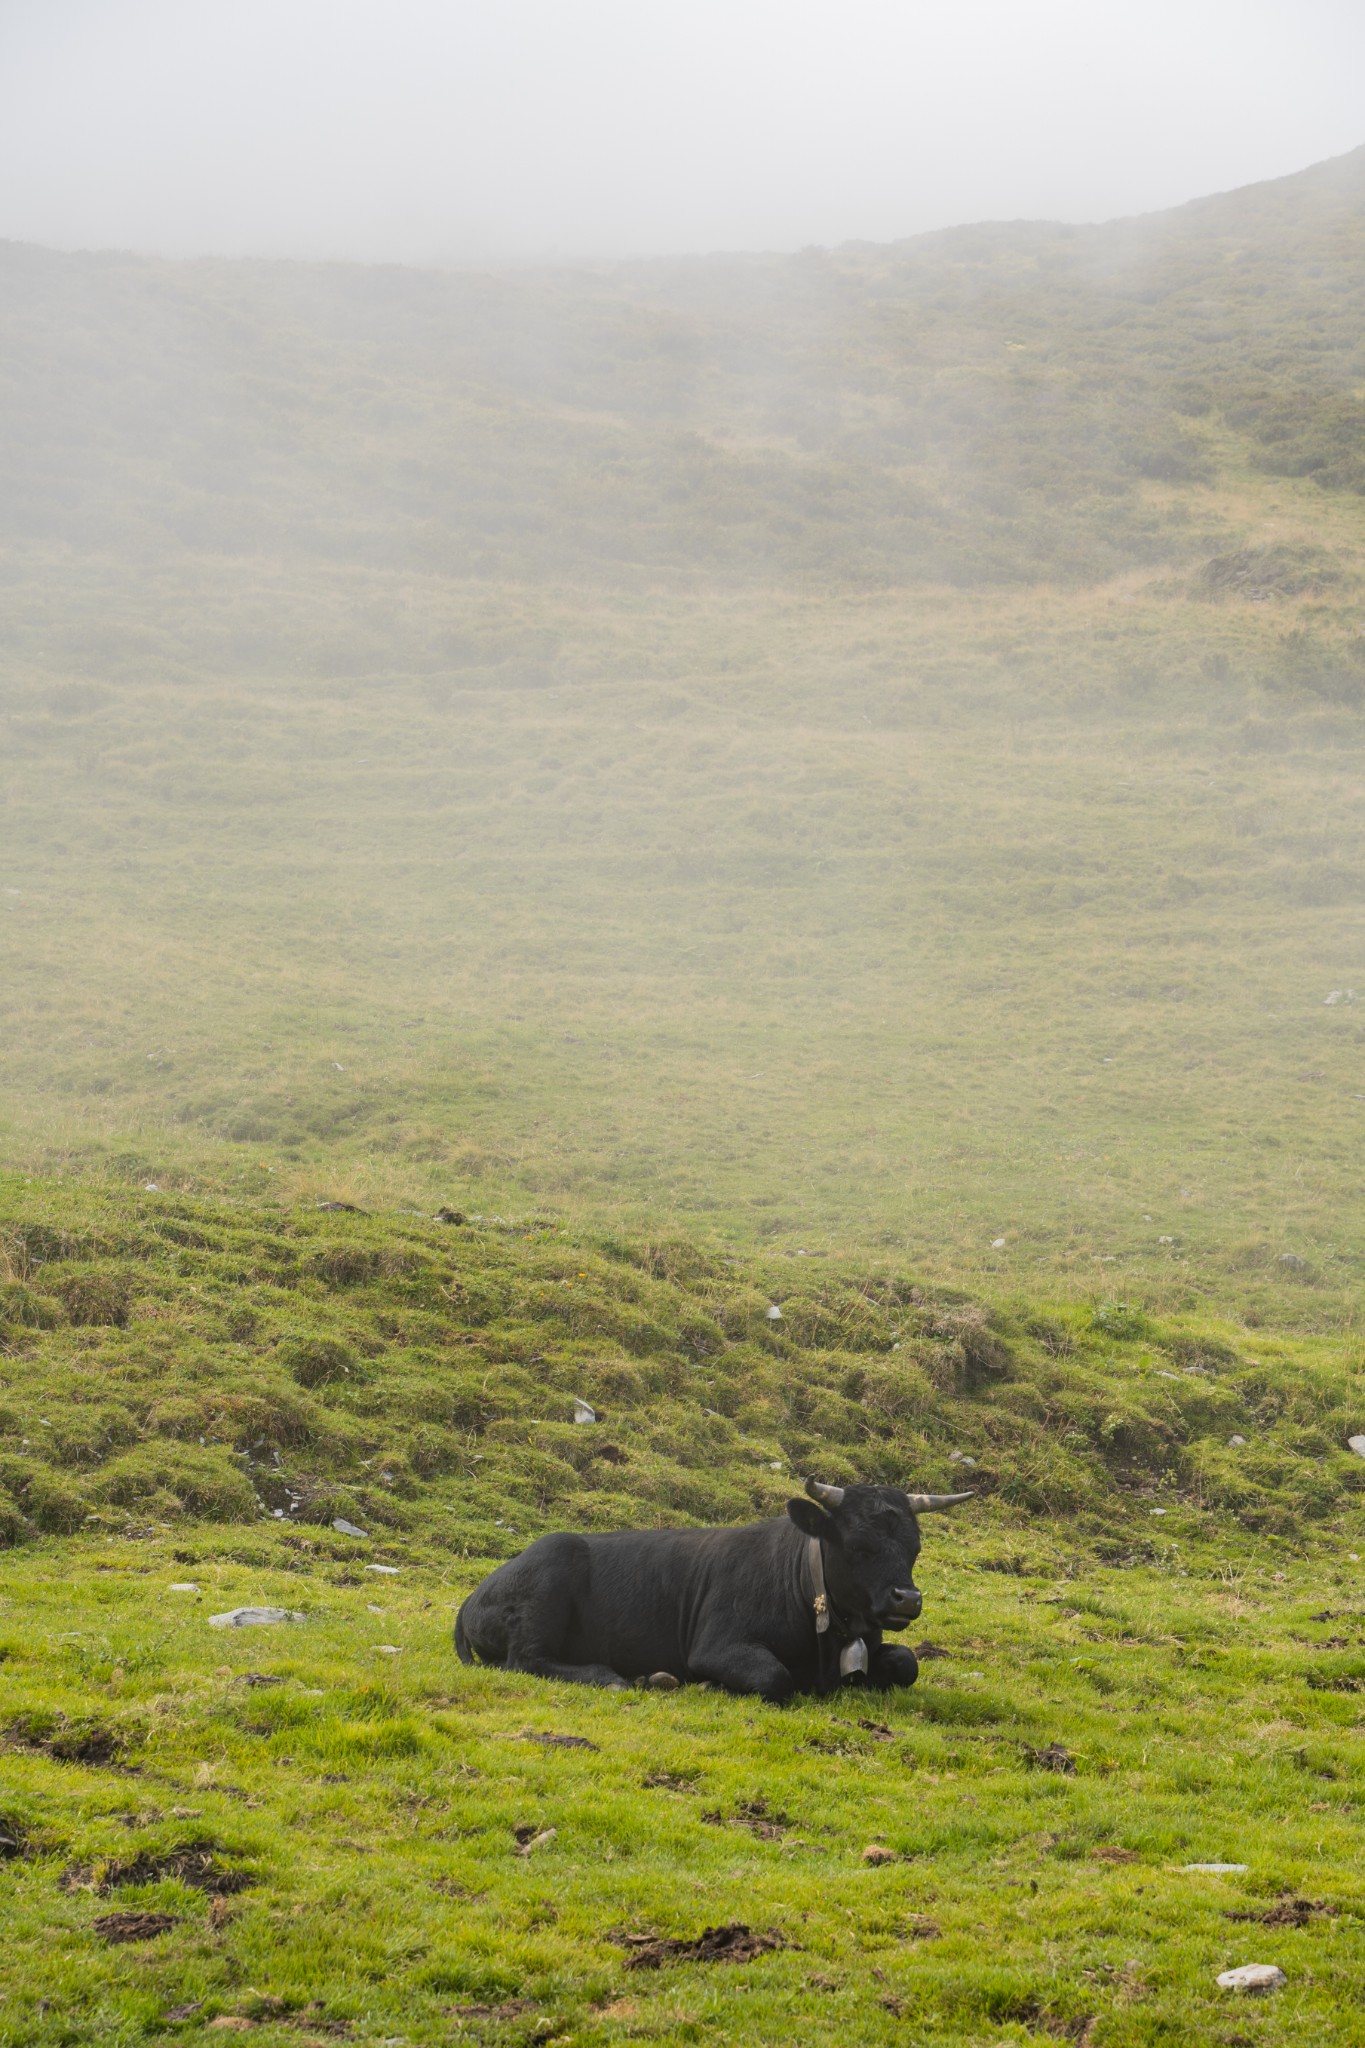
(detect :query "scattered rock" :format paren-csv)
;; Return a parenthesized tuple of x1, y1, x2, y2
(1227, 1435, 1247, 1447)
(332, 1519, 368, 1539)
(862, 1843, 897, 1865)
(1348, 1437, 1365, 1460)
(169, 1582, 200, 1593)
(615, 1922, 784, 1969)
(1184, 1863, 1248, 1874)
(1278, 1253, 1309, 1270)
(365, 1563, 400, 1575)
(517, 1731, 599, 1751)
(1023, 1742, 1076, 1775)
(208, 1608, 301, 1629)
(572, 1399, 597, 1425)
(1216, 1964, 1285, 1993)
(765, 1305, 782, 1321)
(93, 1910, 178, 1943)
(372, 1645, 401, 1655)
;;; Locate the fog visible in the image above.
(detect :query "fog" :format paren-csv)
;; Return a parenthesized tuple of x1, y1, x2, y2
(1, 0, 1363, 264)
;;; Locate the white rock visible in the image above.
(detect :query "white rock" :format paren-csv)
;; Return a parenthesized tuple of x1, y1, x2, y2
(766, 1305, 783, 1321)
(168, 1582, 199, 1593)
(372, 1644, 401, 1654)
(572, 1398, 597, 1425)
(333, 1518, 368, 1537)
(1184, 1862, 1248, 1874)
(1149, 1508, 1168, 1516)
(1347, 1436, 1365, 1460)
(366, 1563, 400, 1574)
(208, 1607, 301, 1628)
(1217, 1964, 1285, 1993)
(1158, 1235, 1175, 1244)
(1227, 1435, 1247, 1447)
(991, 1238, 1006, 1249)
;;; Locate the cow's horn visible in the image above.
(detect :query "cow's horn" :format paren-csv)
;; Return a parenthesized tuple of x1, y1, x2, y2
(805, 1477, 846, 1508)
(904, 1490, 975, 1511)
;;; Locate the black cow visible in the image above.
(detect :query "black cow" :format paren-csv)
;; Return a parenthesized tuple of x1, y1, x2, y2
(454, 1477, 972, 1702)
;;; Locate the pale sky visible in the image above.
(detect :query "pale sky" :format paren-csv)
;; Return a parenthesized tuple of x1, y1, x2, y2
(1, 0, 1363, 265)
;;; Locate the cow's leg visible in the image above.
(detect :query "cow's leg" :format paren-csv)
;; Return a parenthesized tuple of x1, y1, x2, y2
(510, 1654, 629, 1689)
(689, 1642, 797, 1703)
(867, 1642, 919, 1690)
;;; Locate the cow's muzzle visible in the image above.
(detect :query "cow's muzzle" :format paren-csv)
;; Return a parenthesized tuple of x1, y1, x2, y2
(880, 1587, 922, 1627)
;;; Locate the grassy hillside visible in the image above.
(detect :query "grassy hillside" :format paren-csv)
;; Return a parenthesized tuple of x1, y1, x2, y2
(3, 1182, 1365, 2044)
(3, 148, 1365, 589)
(4, 155, 1365, 1319)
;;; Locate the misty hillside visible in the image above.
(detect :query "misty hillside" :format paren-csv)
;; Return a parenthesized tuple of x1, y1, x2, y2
(3, 145, 1365, 589)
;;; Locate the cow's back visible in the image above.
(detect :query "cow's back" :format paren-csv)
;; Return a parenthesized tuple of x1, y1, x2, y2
(455, 1516, 806, 1681)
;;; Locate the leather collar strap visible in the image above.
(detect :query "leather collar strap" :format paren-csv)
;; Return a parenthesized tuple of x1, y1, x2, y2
(806, 1537, 869, 1677)
(807, 1536, 831, 1634)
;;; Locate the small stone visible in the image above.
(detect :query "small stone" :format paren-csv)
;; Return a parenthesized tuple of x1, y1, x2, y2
(169, 1582, 200, 1592)
(1216, 1964, 1285, 1993)
(1184, 1862, 1248, 1874)
(862, 1843, 897, 1865)
(332, 1518, 368, 1538)
(645, 1671, 680, 1691)
(766, 1305, 783, 1321)
(991, 1237, 1006, 1249)
(365, 1563, 400, 1574)
(207, 1607, 301, 1628)
(372, 1645, 401, 1654)
(1227, 1435, 1247, 1447)
(572, 1399, 597, 1425)
(1347, 1436, 1365, 1460)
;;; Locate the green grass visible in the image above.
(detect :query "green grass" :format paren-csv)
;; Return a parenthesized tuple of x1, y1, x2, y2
(6, 147, 1365, 2042)
(3, 1183, 1365, 2042)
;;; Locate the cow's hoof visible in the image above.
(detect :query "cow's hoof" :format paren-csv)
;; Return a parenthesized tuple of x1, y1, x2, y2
(643, 1670, 680, 1691)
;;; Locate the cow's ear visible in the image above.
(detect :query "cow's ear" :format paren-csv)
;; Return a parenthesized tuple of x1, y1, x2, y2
(786, 1497, 835, 1539)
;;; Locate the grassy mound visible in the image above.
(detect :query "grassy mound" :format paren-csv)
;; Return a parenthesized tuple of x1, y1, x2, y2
(4, 1183, 1365, 2042)
(4, 1181, 1365, 1557)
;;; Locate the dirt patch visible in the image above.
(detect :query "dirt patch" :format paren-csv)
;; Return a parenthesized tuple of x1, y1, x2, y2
(1023, 1742, 1077, 1775)
(642, 1770, 696, 1791)
(7, 1714, 128, 1767)
(442, 2001, 534, 2022)
(65, 1844, 256, 1896)
(699, 1797, 792, 1841)
(1091, 1845, 1139, 1864)
(857, 1718, 896, 1740)
(913, 1640, 952, 1660)
(514, 1730, 599, 1751)
(1228, 1895, 1338, 1928)
(614, 1922, 784, 1969)
(93, 1910, 178, 1943)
